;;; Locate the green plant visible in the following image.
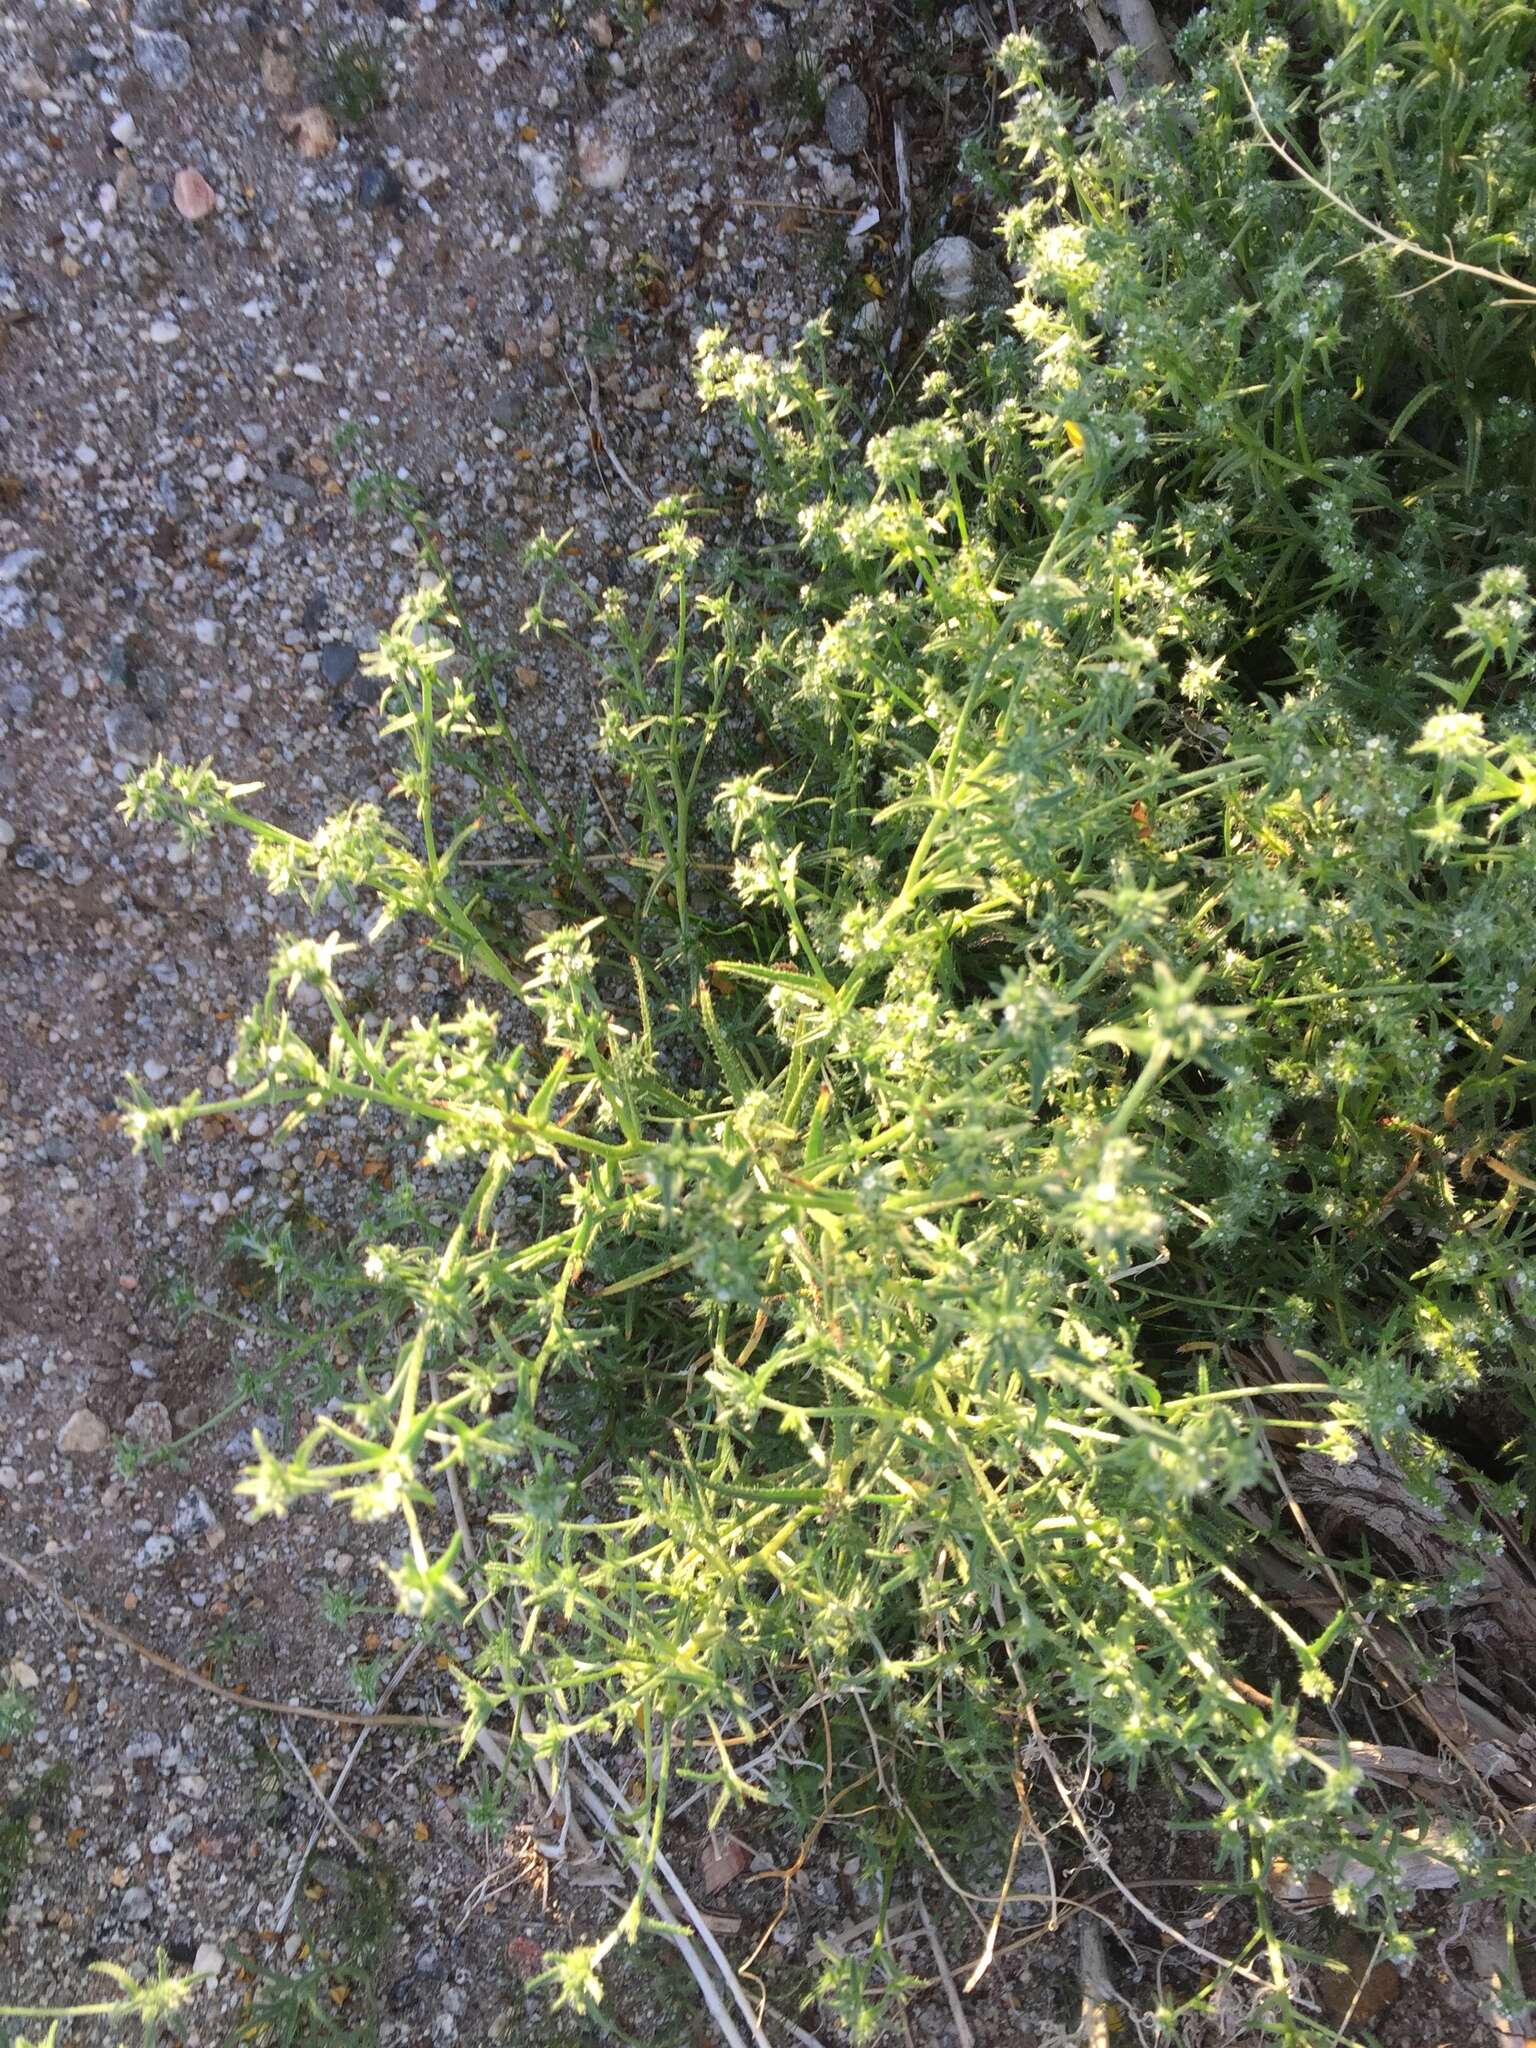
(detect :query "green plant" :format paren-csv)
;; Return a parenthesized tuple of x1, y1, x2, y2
(317, 37, 388, 127)
(0, 1952, 193, 2046)
(122, 0, 1536, 2037)
(232, 1860, 399, 2045)
(0, 1686, 36, 1742)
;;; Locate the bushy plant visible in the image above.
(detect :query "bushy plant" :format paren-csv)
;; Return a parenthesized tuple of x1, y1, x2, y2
(123, 0, 1536, 2033)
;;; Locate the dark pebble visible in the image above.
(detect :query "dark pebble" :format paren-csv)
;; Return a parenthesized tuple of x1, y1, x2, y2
(267, 472, 316, 503)
(300, 592, 328, 633)
(489, 390, 520, 430)
(320, 641, 359, 688)
(357, 164, 403, 210)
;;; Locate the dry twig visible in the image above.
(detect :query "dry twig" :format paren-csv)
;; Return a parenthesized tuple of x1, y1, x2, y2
(0, 1549, 454, 1731)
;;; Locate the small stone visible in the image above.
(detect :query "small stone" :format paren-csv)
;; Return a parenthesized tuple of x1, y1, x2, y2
(121, 1886, 153, 1922)
(260, 46, 298, 98)
(358, 164, 403, 210)
(104, 704, 154, 763)
(6, 683, 35, 719)
(7, 1659, 38, 1691)
(193, 1941, 225, 1983)
(0, 548, 44, 585)
(111, 110, 140, 147)
(282, 106, 337, 159)
(56, 1407, 109, 1457)
(320, 641, 360, 688)
(125, 1399, 173, 1448)
(0, 587, 32, 632)
(171, 1487, 216, 1538)
(135, 1533, 177, 1568)
(172, 167, 216, 221)
(193, 618, 223, 647)
(225, 453, 249, 485)
(133, 0, 184, 27)
(134, 28, 194, 91)
(517, 143, 563, 218)
(577, 123, 630, 191)
(912, 235, 1003, 313)
(148, 317, 181, 346)
(824, 81, 869, 156)
(489, 391, 520, 430)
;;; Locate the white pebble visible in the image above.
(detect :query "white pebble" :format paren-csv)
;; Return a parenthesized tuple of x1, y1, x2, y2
(148, 318, 181, 346)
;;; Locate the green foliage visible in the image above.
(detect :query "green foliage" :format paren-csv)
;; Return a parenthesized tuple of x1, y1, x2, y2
(232, 1861, 399, 2045)
(0, 1686, 36, 1742)
(316, 37, 388, 127)
(122, 0, 1536, 2035)
(0, 1951, 194, 2046)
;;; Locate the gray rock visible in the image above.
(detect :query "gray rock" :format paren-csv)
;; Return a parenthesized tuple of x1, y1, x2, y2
(489, 391, 521, 430)
(133, 27, 193, 90)
(0, 586, 32, 632)
(57, 1407, 109, 1457)
(225, 1413, 280, 1462)
(135, 1533, 177, 1567)
(824, 81, 870, 157)
(357, 165, 403, 210)
(912, 235, 1006, 313)
(104, 703, 154, 764)
(6, 684, 35, 720)
(268, 472, 317, 503)
(133, 0, 184, 26)
(320, 641, 359, 688)
(121, 1886, 154, 1922)
(125, 1398, 173, 1448)
(133, 663, 177, 718)
(0, 548, 44, 585)
(172, 1487, 216, 1538)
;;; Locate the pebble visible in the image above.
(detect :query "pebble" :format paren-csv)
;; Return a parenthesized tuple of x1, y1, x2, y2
(133, 28, 194, 91)
(283, 106, 338, 159)
(148, 318, 182, 346)
(173, 168, 217, 222)
(135, 1534, 177, 1567)
(193, 1941, 225, 1982)
(320, 641, 360, 688)
(110, 110, 140, 147)
(913, 235, 994, 312)
(824, 81, 870, 156)
(125, 1399, 173, 1448)
(56, 1407, 109, 1457)
(133, 0, 185, 28)
(358, 164, 404, 210)
(121, 1886, 154, 1922)
(577, 123, 630, 191)
(105, 704, 155, 763)
(259, 47, 298, 98)
(172, 1487, 216, 1538)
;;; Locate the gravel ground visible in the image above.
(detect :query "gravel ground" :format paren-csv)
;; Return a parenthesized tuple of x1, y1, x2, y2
(0, 2, 1103, 2042)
